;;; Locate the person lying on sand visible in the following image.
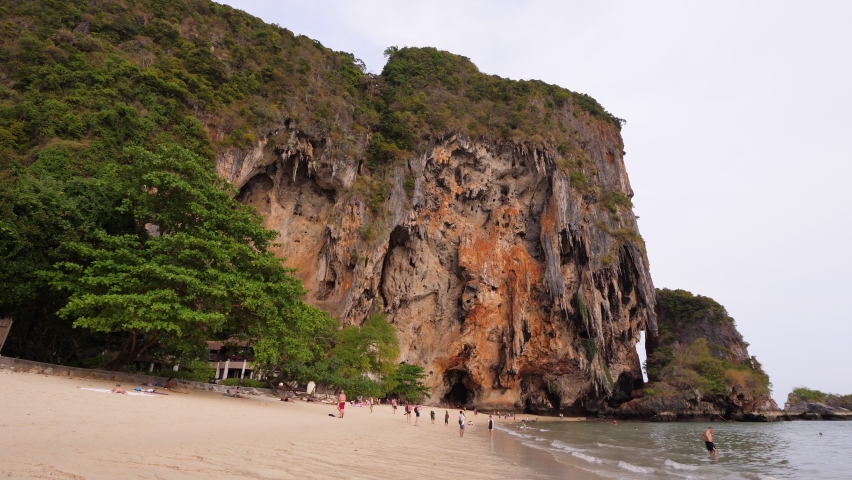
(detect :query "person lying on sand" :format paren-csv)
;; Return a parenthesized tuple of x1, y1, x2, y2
(224, 387, 248, 399)
(111, 384, 126, 394)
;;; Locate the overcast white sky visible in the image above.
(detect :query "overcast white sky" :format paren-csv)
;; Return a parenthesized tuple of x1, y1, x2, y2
(222, 1, 852, 404)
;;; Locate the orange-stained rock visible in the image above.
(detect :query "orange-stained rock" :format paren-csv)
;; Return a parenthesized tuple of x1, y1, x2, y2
(218, 119, 656, 414)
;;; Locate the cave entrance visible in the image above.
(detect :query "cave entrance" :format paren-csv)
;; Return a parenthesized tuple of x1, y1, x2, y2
(443, 370, 473, 408)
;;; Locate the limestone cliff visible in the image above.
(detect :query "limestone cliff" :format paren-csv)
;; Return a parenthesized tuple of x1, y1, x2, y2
(215, 92, 656, 413)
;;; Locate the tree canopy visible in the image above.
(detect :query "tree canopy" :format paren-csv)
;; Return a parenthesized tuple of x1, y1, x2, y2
(41, 144, 336, 369)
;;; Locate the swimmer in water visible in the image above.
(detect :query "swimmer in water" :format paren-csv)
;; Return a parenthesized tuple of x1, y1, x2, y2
(701, 427, 718, 457)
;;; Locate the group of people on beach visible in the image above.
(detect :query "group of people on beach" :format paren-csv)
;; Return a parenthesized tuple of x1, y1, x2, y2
(335, 391, 498, 438)
(337, 391, 726, 457)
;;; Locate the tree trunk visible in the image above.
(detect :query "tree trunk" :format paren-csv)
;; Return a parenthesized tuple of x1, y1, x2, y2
(102, 332, 158, 371)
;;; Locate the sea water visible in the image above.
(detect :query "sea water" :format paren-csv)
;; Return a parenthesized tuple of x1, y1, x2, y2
(493, 419, 851, 479)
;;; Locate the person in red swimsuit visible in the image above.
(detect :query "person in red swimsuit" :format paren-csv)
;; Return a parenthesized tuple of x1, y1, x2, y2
(338, 389, 346, 418)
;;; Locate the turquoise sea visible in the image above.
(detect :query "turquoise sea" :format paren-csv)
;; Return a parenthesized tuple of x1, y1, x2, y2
(491, 419, 850, 479)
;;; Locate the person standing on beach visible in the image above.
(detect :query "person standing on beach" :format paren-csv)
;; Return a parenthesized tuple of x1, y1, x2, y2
(444, 410, 450, 426)
(459, 411, 466, 438)
(338, 389, 346, 418)
(488, 415, 494, 438)
(414, 405, 421, 426)
(405, 402, 412, 423)
(391, 398, 397, 414)
(701, 427, 718, 457)
(430, 410, 436, 424)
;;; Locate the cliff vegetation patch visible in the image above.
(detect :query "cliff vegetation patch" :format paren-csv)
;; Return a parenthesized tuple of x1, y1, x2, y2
(643, 289, 770, 401)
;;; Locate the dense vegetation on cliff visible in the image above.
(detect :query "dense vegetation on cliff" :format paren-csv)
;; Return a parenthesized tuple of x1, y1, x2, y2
(0, 0, 369, 369)
(643, 289, 770, 401)
(0, 0, 634, 402)
(368, 46, 623, 167)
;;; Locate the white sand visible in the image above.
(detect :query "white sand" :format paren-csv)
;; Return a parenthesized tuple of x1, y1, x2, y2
(0, 370, 554, 479)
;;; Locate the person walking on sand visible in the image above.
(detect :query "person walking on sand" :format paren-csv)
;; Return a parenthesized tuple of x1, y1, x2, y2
(338, 389, 347, 418)
(430, 410, 436, 424)
(405, 402, 412, 423)
(488, 415, 494, 438)
(445, 410, 450, 426)
(414, 405, 421, 426)
(391, 398, 397, 414)
(459, 411, 466, 437)
(701, 427, 718, 457)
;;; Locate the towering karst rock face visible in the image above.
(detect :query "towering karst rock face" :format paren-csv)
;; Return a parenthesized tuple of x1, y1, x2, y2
(216, 108, 656, 413)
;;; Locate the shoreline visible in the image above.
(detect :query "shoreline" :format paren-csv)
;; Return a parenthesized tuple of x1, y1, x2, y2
(3, 367, 845, 479)
(3, 355, 845, 423)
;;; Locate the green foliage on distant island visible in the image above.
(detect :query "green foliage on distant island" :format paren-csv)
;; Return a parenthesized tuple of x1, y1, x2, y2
(790, 387, 827, 402)
(787, 387, 852, 409)
(657, 289, 731, 325)
(642, 289, 771, 402)
(644, 338, 769, 398)
(655, 288, 735, 340)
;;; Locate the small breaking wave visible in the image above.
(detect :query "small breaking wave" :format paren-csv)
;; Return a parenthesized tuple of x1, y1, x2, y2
(571, 452, 603, 464)
(551, 440, 581, 452)
(538, 429, 548, 431)
(535, 437, 546, 441)
(521, 441, 551, 452)
(618, 461, 653, 474)
(664, 459, 699, 471)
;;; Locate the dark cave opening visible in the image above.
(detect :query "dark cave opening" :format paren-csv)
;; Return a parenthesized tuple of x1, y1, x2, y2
(443, 370, 472, 408)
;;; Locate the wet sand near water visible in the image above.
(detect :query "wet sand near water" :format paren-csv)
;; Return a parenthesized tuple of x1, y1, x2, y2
(0, 370, 594, 479)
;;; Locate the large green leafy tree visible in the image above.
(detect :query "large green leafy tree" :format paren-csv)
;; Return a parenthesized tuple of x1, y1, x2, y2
(0, 148, 133, 363)
(331, 313, 400, 384)
(274, 313, 402, 398)
(389, 364, 430, 402)
(48, 144, 335, 370)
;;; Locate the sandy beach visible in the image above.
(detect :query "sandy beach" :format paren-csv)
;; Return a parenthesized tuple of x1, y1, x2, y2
(0, 369, 592, 479)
